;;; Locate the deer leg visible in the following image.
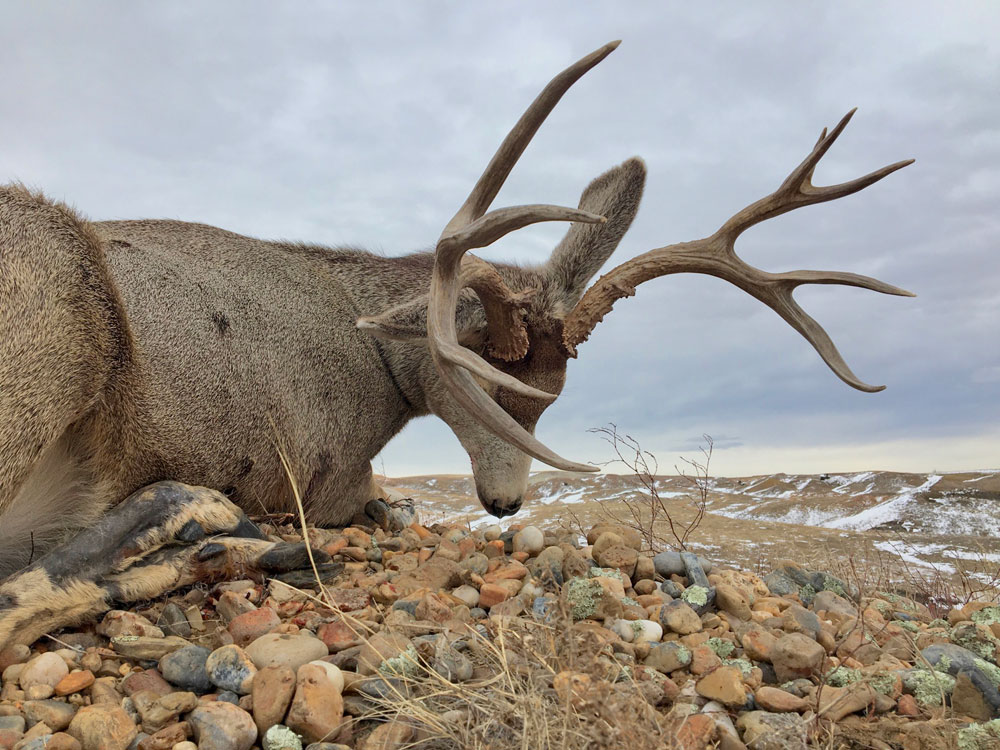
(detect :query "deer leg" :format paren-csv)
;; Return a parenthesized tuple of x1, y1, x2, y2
(355, 475, 416, 531)
(0, 481, 330, 649)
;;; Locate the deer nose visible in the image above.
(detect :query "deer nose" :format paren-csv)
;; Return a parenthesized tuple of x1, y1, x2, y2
(484, 496, 522, 518)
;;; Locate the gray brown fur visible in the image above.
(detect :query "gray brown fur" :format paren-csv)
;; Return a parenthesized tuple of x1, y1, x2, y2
(0, 160, 647, 576)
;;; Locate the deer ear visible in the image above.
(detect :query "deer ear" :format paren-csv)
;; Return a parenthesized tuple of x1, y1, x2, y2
(546, 157, 646, 305)
(357, 291, 486, 345)
(357, 297, 429, 342)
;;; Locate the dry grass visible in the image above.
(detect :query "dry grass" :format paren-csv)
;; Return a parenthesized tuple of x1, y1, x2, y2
(358, 610, 677, 750)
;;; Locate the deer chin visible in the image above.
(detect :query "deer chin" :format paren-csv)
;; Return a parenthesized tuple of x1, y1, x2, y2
(470, 449, 531, 520)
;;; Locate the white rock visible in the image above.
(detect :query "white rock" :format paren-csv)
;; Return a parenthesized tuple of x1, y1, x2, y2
(632, 620, 664, 646)
(483, 525, 502, 542)
(519, 581, 544, 600)
(19, 652, 69, 690)
(305, 660, 344, 694)
(452, 585, 480, 608)
(513, 526, 544, 555)
(610, 619, 636, 643)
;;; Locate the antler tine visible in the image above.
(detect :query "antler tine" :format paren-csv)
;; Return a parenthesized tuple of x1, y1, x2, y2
(563, 110, 914, 393)
(445, 40, 621, 233)
(424, 42, 621, 473)
(719, 110, 915, 242)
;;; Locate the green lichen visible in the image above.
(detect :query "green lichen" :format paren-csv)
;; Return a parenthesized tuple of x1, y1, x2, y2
(958, 719, 1000, 750)
(798, 584, 816, 603)
(951, 626, 999, 661)
(707, 637, 735, 658)
(824, 666, 861, 687)
(871, 599, 892, 615)
(869, 672, 899, 697)
(565, 577, 602, 621)
(681, 585, 709, 607)
(262, 725, 303, 750)
(902, 668, 955, 707)
(631, 621, 645, 636)
(971, 606, 1000, 626)
(818, 574, 847, 597)
(928, 618, 950, 630)
(621, 596, 640, 608)
(724, 657, 754, 678)
(938, 654, 953, 672)
(878, 591, 903, 604)
(379, 645, 421, 678)
(897, 620, 920, 633)
(973, 657, 1000, 688)
(670, 643, 692, 666)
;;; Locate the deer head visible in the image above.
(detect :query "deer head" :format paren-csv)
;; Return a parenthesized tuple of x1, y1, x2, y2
(359, 40, 913, 517)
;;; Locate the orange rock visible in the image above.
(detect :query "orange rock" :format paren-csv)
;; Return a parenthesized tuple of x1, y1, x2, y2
(478, 584, 511, 609)
(484, 540, 506, 558)
(482, 561, 527, 584)
(689, 645, 722, 676)
(317, 620, 363, 652)
(816, 683, 877, 722)
(409, 523, 432, 540)
(553, 670, 592, 708)
(674, 713, 717, 750)
(363, 719, 414, 750)
(321, 537, 348, 556)
(754, 685, 808, 713)
(285, 662, 345, 744)
(55, 670, 96, 696)
(511, 551, 530, 563)
(897, 693, 921, 717)
(457, 537, 477, 559)
(694, 665, 747, 706)
(740, 628, 776, 663)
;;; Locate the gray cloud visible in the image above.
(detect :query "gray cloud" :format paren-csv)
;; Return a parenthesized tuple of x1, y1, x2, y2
(1, 2, 996, 477)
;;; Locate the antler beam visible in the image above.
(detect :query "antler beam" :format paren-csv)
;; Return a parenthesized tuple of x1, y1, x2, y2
(426, 42, 622, 473)
(562, 109, 914, 392)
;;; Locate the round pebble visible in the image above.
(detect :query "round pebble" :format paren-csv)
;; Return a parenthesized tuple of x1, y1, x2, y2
(19, 652, 69, 691)
(159, 645, 213, 692)
(206, 645, 257, 695)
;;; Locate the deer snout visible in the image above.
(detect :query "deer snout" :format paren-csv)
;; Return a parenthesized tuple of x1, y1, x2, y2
(481, 496, 522, 518)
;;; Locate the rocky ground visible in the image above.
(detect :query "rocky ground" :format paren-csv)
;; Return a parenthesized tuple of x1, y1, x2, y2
(1, 509, 999, 749)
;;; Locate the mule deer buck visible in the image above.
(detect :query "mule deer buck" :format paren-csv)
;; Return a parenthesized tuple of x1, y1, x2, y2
(0, 41, 912, 648)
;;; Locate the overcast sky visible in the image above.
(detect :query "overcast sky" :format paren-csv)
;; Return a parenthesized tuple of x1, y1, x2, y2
(2, 3, 997, 477)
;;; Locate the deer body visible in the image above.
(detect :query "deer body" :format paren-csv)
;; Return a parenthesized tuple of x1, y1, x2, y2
(0, 41, 913, 648)
(0, 189, 629, 575)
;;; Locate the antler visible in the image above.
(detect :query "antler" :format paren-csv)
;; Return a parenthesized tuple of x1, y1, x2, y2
(426, 42, 621, 473)
(562, 109, 915, 392)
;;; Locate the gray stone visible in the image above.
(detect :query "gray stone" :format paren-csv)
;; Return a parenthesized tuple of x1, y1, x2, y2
(652, 550, 684, 578)
(433, 646, 473, 682)
(159, 645, 213, 692)
(206, 645, 257, 695)
(0, 715, 25, 732)
(22, 699, 76, 730)
(812, 591, 858, 618)
(528, 546, 565, 589)
(644, 642, 692, 674)
(680, 551, 710, 589)
(458, 553, 489, 576)
(660, 580, 683, 599)
(921, 643, 1000, 715)
(156, 602, 192, 638)
(763, 570, 798, 598)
